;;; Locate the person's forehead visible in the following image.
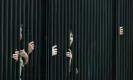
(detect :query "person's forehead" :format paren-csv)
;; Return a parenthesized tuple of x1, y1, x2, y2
(70, 34, 73, 37)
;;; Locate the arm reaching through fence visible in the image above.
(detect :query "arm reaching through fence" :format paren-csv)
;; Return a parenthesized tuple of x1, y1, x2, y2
(66, 49, 72, 72)
(20, 50, 29, 64)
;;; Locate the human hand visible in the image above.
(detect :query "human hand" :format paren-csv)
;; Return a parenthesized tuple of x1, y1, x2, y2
(119, 27, 123, 35)
(52, 45, 57, 56)
(12, 50, 19, 61)
(20, 49, 28, 64)
(66, 49, 72, 59)
(28, 41, 34, 54)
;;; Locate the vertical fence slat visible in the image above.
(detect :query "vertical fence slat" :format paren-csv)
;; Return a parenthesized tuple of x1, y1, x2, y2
(0, 0, 4, 79)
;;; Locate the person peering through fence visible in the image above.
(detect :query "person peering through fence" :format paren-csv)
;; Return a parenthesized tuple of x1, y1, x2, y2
(12, 25, 34, 80)
(64, 30, 79, 80)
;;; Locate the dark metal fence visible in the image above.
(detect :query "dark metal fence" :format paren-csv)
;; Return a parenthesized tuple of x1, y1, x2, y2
(116, 0, 133, 80)
(0, 0, 133, 80)
(0, 0, 41, 80)
(45, 0, 114, 80)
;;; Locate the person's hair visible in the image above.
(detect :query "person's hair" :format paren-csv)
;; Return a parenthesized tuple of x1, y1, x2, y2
(69, 30, 73, 35)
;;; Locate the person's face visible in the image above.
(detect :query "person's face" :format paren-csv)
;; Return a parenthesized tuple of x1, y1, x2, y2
(69, 32, 73, 46)
(20, 32, 22, 40)
(20, 27, 22, 40)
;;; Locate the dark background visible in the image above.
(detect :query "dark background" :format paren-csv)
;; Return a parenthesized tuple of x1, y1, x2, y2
(0, 0, 133, 80)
